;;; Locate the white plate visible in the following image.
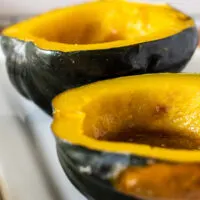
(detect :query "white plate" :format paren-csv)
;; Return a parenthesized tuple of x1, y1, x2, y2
(0, 47, 200, 200)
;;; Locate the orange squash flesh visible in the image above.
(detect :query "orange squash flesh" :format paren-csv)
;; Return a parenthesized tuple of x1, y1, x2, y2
(115, 163, 200, 200)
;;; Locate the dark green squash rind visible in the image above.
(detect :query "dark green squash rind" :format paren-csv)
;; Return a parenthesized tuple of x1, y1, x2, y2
(1, 27, 198, 115)
(56, 138, 168, 200)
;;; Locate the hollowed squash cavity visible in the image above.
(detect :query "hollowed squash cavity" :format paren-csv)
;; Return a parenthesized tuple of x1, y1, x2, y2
(52, 73, 200, 162)
(2, 0, 194, 51)
(31, 2, 192, 45)
(83, 90, 200, 150)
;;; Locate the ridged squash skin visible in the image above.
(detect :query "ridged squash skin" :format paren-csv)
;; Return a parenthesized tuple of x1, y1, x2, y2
(57, 139, 144, 200)
(0, 1, 198, 114)
(1, 28, 198, 114)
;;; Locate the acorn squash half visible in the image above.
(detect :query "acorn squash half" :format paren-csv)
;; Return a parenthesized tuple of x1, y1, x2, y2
(52, 73, 200, 200)
(1, 0, 198, 114)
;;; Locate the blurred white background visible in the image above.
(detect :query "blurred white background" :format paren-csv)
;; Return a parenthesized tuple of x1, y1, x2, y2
(0, 0, 199, 15)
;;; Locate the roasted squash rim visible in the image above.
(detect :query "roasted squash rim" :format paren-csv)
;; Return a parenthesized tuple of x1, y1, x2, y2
(2, 1, 195, 52)
(52, 73, 200, 163)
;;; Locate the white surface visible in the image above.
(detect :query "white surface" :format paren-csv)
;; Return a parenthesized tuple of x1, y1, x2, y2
(0, 0, 200, 15)
(0, 46, 200, 199)
(0, 47, 86, 200)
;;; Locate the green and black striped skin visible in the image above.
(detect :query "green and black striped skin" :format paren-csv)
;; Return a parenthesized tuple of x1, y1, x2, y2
(56, 138, 164, 200)
(0, 27, 198, 115)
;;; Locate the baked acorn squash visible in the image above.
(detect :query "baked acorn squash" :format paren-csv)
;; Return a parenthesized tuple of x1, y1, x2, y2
(52, 73, 200, 200)
(1, 1, 198, 115)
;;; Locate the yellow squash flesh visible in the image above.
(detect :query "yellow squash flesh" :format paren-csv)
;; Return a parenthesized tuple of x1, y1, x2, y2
(52, 73, 200, 162)
(3, 1, 194, 52)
